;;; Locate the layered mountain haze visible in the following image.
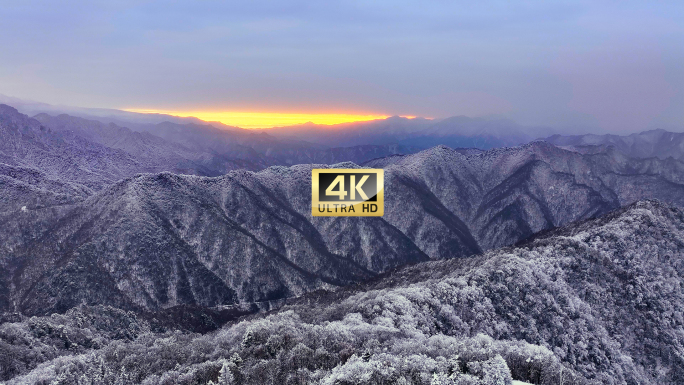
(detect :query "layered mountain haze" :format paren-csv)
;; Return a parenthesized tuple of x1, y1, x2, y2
(138, 120, 419, 170)
(258, 115, 542, 150)
(33, 112, 262, 176)
(0, 104, 148, 190)
(0, 94, 229, 128)
(28, 107, 420, 176)
(0, 105, 424, 190)
(544, 128, 684, 161)
(3, 96, 550, 150)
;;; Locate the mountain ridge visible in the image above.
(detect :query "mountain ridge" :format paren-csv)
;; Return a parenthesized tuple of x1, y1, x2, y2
(2, 141, 684, 316)
(3, 200, 683, 384)
(543, 128, 684, 161)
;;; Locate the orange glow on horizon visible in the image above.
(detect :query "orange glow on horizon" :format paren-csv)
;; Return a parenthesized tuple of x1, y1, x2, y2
(122, 108, 419, 129)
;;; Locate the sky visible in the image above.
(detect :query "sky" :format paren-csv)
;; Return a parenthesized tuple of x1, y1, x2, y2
(0, 1, 682, 131)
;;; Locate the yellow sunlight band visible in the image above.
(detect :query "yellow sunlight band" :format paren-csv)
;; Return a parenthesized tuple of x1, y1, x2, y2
(123, 109, 399, 129)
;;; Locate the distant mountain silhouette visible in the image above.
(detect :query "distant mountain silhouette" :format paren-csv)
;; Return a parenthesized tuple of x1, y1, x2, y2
(543, 128, 684, 161)
(0, 105, 420, 190)
(33, 109, 421, 176)
(0, 104, 148, 190)
(1, 95, 552, 151)
(257, 115, 542, 149)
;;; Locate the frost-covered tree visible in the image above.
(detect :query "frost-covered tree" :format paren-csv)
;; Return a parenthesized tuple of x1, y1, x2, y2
(217, 360, 235, 385)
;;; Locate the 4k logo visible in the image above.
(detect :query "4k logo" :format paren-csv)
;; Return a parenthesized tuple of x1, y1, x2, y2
(312, 169, 384, 216)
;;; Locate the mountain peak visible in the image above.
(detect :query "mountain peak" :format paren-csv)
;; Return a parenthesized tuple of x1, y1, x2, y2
(0, 103, 20, 114)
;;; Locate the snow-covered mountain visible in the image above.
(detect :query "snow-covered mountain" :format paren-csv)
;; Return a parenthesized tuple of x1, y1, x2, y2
(0, 169, 428, 315)
(3, 100, 684, 384)
(2, 141, 684, 316)
(29, 108, 421, 176)
(0, 163, 91, 212)
(365, 141, 684, 251)
(3, 200, 683, 384)
(0, 105, 424, 193)
(0, 104, 153, 190)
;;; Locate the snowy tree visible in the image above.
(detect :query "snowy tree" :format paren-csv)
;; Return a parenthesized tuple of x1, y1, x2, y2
(218, 360, 235, 385)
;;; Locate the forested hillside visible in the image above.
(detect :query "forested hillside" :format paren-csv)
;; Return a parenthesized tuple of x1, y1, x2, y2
(2, 200, 683, 384)
(3, 137, 684, 316)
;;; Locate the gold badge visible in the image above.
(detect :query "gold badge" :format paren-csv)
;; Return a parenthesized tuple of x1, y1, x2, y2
(312, 169, 384, 216)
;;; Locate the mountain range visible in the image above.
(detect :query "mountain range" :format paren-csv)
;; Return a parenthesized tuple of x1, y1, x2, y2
(0, 104, 420, 191)
(7, 95, 684, 160)
(2, 200, 683, 384)
(250, 115, 544, 149)
(543, 128, 684, 161)
(0, 94, 549, 150)
(2, 98, 684, 384)
(2, 128, 684, 316)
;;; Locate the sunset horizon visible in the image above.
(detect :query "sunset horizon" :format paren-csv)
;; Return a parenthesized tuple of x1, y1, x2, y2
(122, 108, 422, 129)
